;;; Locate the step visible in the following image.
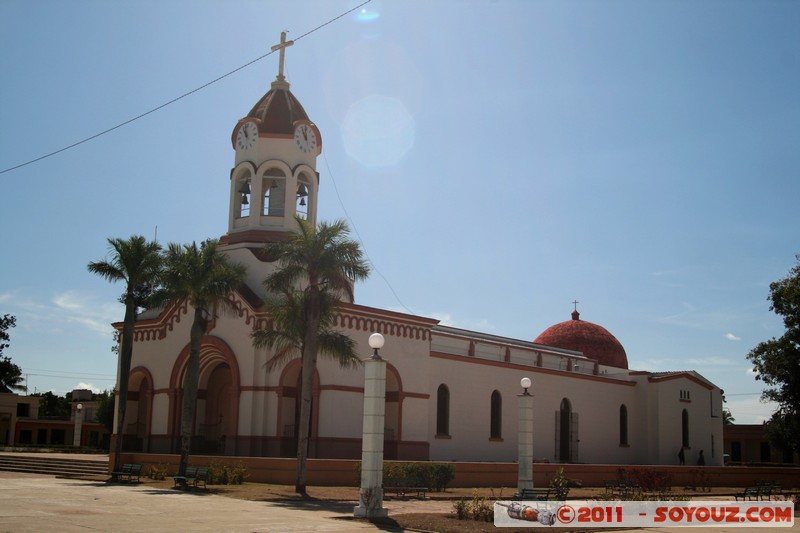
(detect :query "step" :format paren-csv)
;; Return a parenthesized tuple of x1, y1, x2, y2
(0, 454, 109, 477)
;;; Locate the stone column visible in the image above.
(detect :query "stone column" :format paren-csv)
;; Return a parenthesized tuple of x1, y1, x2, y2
(354, 352, 388, 518)
(517, 384, 533, 492)
(73, 404, 83, 447)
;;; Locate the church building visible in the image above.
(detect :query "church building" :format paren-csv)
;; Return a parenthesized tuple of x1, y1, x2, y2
(117, 38, 724, 467)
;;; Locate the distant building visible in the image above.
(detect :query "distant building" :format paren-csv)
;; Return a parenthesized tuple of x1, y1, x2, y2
(0, 391, 40, 446)
(0, 389, 108, 449)
(723, 424, 799, 465)
(115, 38, 724, 466)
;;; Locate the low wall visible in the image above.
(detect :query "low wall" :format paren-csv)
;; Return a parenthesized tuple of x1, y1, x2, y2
(116, 453, 799, 489)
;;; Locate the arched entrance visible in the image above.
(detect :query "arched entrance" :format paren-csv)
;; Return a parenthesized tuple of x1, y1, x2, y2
(198, 363, 233, 454)
(123, 368, 153, 452)
(384, 365, 402, 460)
(168, 336, 241, 455)
(556, 398, 579, 462)
(276, 360, 320, 458)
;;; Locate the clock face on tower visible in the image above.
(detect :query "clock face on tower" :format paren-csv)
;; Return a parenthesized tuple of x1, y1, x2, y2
(294, 123, 318, 153)
(236, 121, 258, 150)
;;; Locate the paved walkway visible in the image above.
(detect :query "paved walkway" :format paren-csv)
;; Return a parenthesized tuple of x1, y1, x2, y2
(0, 472, 382, 533)
(0, 468, 796, 532)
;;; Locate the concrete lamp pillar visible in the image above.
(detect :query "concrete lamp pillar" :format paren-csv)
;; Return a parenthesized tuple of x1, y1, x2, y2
(354, 333, 389, 519)
(73, 403, 83, 447)
(517, 377, 534, 492)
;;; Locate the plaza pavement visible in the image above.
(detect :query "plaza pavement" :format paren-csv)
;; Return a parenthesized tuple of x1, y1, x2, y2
(0, 468, 796, 532)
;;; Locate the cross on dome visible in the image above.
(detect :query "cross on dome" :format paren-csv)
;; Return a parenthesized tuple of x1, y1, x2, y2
(571, 300, 580, 320)
(271, 31, 294, 82)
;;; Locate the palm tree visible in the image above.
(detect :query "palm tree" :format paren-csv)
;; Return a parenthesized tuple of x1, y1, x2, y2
(256, 216, 369, 495)
(153, 239, 246, 476)
(87, 236, 162, 477)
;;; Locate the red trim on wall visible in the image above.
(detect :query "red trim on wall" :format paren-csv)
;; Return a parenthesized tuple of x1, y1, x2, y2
(429, 351, 636, 386)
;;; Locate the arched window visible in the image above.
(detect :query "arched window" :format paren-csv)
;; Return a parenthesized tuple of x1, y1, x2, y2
(681, 409, 689, 448)
(558, 398, 574, 462)
(619, 404, 628, 446)
(490, 390, 502, 439)
(436, 384, 450, 436)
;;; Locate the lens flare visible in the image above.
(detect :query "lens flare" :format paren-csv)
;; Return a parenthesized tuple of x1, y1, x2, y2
(341, 94, 415, 168)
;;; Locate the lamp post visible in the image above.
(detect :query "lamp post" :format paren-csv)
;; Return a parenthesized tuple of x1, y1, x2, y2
(73, 403, 83, 447)
(354, 332, 389, 518)
(518, 377, 533, 492)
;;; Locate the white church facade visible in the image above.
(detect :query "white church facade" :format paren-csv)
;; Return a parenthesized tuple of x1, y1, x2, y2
(116, 41, 724, 467)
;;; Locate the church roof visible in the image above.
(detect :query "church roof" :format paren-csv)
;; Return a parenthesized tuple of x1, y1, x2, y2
(533, 310, 629, 369)
(245, 80, 311, 136)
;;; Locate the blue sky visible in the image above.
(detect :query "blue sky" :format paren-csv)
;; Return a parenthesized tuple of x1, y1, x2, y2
(1, 1, 798, 424)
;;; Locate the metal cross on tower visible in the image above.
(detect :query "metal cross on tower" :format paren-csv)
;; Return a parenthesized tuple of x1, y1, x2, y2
(271, 31, 294, 81)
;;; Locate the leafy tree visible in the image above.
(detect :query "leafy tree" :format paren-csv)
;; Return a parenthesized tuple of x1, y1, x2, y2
(33, 391, 70, 419)
(746, 254, 800, 454)
(94, 389, 116, 434)
(153, 239, 245, 476)
(1, 314, 16, 357)
(255, 216, 369, 495)
(87, 236, 163, 475)
(722, 408, 735, 425)
(0, 315, 25, 392)
(721, 393, 735, 425)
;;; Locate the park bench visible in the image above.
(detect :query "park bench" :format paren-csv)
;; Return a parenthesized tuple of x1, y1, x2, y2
(109, 463, 142, 483)
(755, 480, 781, 501)
(173, 466, 209, 490)
(514, 486, 569, 500)
(735, 486, 761, 502)
(383, 477, 427, 499)
(604, 479, 641, 497)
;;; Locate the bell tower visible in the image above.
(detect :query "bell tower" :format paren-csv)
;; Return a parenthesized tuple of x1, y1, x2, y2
(221, 32, 322, 253)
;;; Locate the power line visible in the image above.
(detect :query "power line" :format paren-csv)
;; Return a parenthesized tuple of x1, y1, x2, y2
(321, 150, 415, 315)
(25, 373, 116, 382)
(23, 368, 116, 379)
(0, 0, 372, 175)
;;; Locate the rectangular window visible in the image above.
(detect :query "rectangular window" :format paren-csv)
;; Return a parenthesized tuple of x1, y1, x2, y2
(50, 429, 65, 445)
(16, 403, 30, 417)
(760, 441, 771, 463)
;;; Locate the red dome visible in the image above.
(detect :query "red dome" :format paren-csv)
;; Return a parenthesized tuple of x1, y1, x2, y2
(534, 310, 629, 369)
(245, 82, 310, 136)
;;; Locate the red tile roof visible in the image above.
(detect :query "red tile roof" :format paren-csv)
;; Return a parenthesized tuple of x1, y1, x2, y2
(534, 310, 629, 369)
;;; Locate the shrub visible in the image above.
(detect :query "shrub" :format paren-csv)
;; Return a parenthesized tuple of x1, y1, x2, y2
(470, 491, 494, 522)
(147, 463, 169, 480)
(549, 466, 569, 498)
(452, 491, 494, 522)
(453, 498, 469, 520)
(356, 461, 455, 492)
(207, 461, 248, 485)
(430, 463, 456, 491)
(618, 466, 672, 493)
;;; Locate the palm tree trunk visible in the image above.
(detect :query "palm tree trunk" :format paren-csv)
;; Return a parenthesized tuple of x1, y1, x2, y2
(112, 297, 136, 477)
(295, 288, 321, 495)
(179, 307, 205, 477)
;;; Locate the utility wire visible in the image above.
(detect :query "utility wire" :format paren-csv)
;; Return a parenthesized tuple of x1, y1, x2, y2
(0, 0, 372, 175)
(321, 151, 415, 315)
